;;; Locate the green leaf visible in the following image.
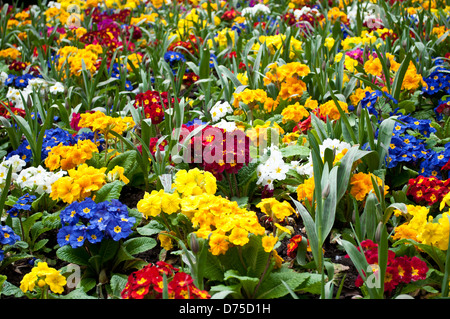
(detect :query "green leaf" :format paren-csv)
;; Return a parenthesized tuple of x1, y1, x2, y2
(56, 245, 91, 266)
(224, 269, 259, 298)
(94, 181, 123, 203)
(107, 150, 140, 178)
(256, 267, 310, 299)
(109, 274, 128, 299)
(280, 145, 311, 158)
(60, 288, 97, 299)
(136, 220, 165, 236)
(123, 237, 157, 255)
(391, 52, 412, 101)
(0, 280, 24, 298)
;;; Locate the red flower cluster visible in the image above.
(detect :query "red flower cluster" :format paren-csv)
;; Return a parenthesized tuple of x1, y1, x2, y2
(182, 72, 199, 87)
(137, 137, 168, 156)
(121, 261, 210, 299)
(79, 28, 121, 51)
(134, 90, 178, 124)
(0, 101, 25, 119)
(178, 124, 251, 181)
(87, 7, 131, 24)
(350, 240, 428, 293)
(8, 60, 27, 72)
(287, 234, 304, 258)
(406, 175, 450, 205)
(222, 8, 239, 21)
(282, 12, 297, 26)
(436, 98, 450, 117)
(167, 35, 203, 55)
(292, 115, 312, 134)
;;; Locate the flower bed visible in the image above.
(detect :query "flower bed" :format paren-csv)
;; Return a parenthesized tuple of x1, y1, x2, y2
(0, 0, 450, 301)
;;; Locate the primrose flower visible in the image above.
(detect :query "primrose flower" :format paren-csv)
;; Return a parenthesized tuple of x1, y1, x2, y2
(20, 262, 67, 295)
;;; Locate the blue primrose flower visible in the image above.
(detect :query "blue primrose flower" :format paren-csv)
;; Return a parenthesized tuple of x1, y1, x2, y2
(164, 51, 186, 65)
(57, 225, 73, 247)
(69, 225, 87, 248)
(125, 80, 133, 91)
(360, 90, 398, 118)
(0, 225, 21, 245)
(86, 225, 104, 244)
(6, 193, 36, 217)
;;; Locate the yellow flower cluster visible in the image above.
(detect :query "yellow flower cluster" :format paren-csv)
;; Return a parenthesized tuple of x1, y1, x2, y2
(207, 28, 236, 48)
(364, 55, 383, 77)
(130, 13, 160, 25)
(263, 62, 310, 101)
(20, 262, 67, 294)
(393, 204, 450, 251)
(246, 121, 284, 147)
(254, 34, 303, 59)
(78, 111, 135, 139)
(401, 61, 426, 91)
(318, 100, 349, 121)
(137, 189, 182, 218)
(56, 45, 100, 76)
(44, 139, 99, 171)
(173, 168, 217, 197)
(185, 193, 266, 254)
(232, 88, 278, 112)
(44, 7, 71, 25)
(0, 48, 21, 60)
(296, 176, 315, 204)
(341, 31, 377, 51)
(106, 166, 130, 184)
(257, 198, 295, 220)
(349, 172, 389, 201)
(392, 204, 429, 243)
(327, 7, 348, 24)
(349, 87, 374, 107)
(124, 53, 143, 72)
(281, 102, 309, 124)
(136, 168, 277, 257)
(264, 62, 310, 85)
(50, 164, 106, 204)
(137, 168, 215, 218)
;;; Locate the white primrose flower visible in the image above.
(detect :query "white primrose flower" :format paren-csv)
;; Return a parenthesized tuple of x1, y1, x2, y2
(294, 138, 352, 178)
(15, 165, 66, 195)
(210, 101, 233, 122)
(213, 119, 238, 132)
(241, 4, 271, 17)
(0, 71, 8, 86)
(49, 82, 65, 94)
(256, 145, 289, 190)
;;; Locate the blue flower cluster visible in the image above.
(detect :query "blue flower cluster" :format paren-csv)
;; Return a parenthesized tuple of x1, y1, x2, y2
(4, 73, 42, 89)
(57, 198, 136, 248)
(164, 51, 186, 66)
(6, 193, 36, 217)
(110, 63, 133, 91)
(418, 144, 450, 178)
(386, 115, 436, 169)
(6, 127, 102, 163)
(0, 225, 21, 261)
(422, 60, 450, 96)
(360, 90, 398, 118)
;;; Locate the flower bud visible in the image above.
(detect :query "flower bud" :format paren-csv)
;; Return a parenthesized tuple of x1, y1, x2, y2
(322, 183, 330, 199)
(99, 268, 108, 284)
(190, 233, 199, 254)
(356, 102, 362, 117)
(27, 95, 32, 109)
(375, 222, 383, 243)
